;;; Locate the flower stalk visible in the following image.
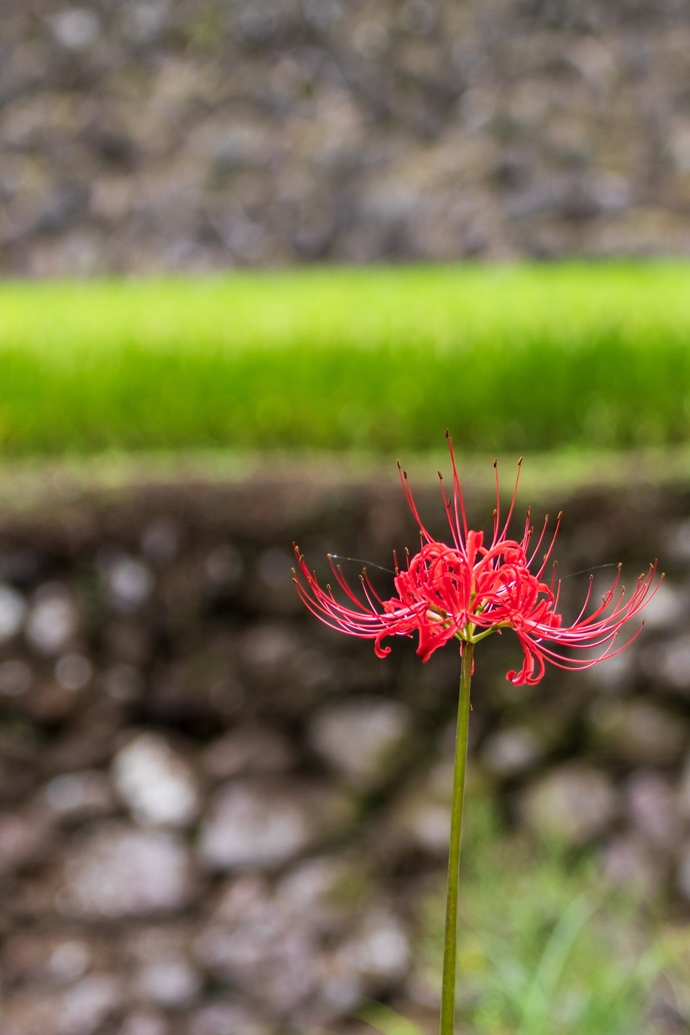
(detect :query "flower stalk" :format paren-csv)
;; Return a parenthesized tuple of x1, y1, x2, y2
(440, 641, 474, 1035)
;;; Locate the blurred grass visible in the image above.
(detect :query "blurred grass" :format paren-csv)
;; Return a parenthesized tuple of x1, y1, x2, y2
(2, 262, 690, 456)
(394, 799, 679, 1035)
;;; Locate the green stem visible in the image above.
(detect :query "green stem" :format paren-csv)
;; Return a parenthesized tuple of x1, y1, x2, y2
(439, 641, 474, 1035)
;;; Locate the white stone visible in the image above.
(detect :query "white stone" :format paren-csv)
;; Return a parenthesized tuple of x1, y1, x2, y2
(136, 958, 201, 1007)
(587, 650, 633, 691)
(0, 584, 26, 641)
(655, 634, 690, 689)
(345, 910, 409, 978)
(112, 733, 200, 828)
(61, 824, 191, 918)
(639, 582, 685, 629)
(26, 588, 77, 655)
(198, 780, 352, 870)
(521, 765, 618, 846)
(667, 519, 690, 561)
(49, 941, 91, 983)
(50, 8, 101, 49)
(57, 975, 122, 1035)
(482, 726, 543, 776)
(102, 556, 153, 613)
(308, 696, 411, 787)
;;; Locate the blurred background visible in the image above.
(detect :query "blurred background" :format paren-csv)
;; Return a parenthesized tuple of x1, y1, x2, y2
(3, 2, 690, 1035)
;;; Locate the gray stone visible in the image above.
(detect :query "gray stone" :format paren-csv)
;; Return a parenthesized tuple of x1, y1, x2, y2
(60, 823, 192, 918)
(205, 545, 243, 587)
(637, 582, 686, 629)
(676, 842, 690, 901)
(55, 654, 92, 691)
(141, 519, 179, 564)
(521, 765, 618, 846)
(194, 875, 321, 1016)
(625, 771, 682, 850)
(199, 779, 353, 871)
(100, 555, 153, 613)
(601, 835, 667, 897)
(188, 1002, 273, 1035)
(588, 699, 688, 764)
(118, 1014, 170, 1035)
(308, 697, 411, 788)
(241, 624, 299, 671)
(649, 634, 690, 691)
(586, 651, 634, 692)
(201, 726, 294, 780)
(0, 975, 122, 1035)
(0, 659, 32, 696)
(112, 733, 200, 828)
(0, 812, 49, 874)
(56, 975, 123, 1035)
(317, 908, 410, 1013)
(387, 761, 454, 855)
(257, 548, 293, 588)
(99, 664, 145, 701)
(275, 856, 365, 922)
(482, 726, 544, 777)
(40, 770, 116, 822)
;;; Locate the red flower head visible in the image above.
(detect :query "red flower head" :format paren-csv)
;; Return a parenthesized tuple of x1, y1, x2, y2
(293, 436, 661, 686)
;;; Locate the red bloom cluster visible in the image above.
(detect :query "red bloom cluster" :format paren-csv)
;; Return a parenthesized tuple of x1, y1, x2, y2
(293, 438, 660, 685)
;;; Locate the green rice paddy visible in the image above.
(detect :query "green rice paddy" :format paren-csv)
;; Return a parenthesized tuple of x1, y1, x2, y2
(2, 262, 690, 456)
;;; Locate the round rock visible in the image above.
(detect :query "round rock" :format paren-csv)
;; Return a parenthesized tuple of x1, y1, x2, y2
(198, 780, 353, 870)
(112, 733, 200, 828)
(60, 823, 192, 918)
(521, 764, 618, 846)
(308, 696, 411, 789)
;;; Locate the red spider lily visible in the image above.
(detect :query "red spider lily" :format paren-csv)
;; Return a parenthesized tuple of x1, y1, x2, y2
(293, 436, 661, 685)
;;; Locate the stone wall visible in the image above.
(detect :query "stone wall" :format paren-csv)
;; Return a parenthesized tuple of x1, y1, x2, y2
(3, 0, 690, 274)
(0, 467, 686, 1032)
